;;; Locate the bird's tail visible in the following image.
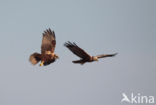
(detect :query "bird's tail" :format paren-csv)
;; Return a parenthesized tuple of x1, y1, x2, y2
(72, 60, 85, 65)
(29, 53, 41, 65)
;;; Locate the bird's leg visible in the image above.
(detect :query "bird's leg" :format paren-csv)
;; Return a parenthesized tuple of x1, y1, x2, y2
(80, 62, 85, 65)
(40, 61, 44, 66)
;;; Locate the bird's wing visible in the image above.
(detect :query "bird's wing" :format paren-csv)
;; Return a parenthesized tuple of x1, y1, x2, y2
(41, 28, 56, 54)
(64, 41, 91, 59)
(96, 53, 117, 58)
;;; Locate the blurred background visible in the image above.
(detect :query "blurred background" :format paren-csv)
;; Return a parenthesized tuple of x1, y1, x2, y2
(0, 0, 155, 105)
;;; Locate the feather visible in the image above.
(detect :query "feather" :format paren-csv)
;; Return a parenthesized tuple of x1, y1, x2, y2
(41, 28, 56, 54)
(64, 41, 91, 59)
(96, 53, 117, 58)
(29, 53, 41, 65)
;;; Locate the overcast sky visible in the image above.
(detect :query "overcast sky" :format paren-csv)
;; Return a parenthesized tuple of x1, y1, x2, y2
(0, 0, 156, 105)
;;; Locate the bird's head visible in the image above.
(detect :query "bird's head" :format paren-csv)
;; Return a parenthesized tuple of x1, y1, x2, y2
(92, 56, 98, 61)
(54, 54, 59, 59)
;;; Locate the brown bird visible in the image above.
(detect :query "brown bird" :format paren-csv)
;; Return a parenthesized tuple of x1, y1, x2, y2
(64, 41, 117, 65)
(29, 28, 59, 66)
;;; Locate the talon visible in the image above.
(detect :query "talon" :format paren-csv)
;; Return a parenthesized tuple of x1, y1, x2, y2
(40, 61, 44, 66)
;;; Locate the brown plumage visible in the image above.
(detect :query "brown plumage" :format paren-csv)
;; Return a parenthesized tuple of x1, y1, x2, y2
(29, 28, 59, 66)
(64, 41, 117, 65)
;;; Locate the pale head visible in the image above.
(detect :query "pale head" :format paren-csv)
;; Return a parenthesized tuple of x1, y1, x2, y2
(54, 54, 59, 59)
(92, 56, 98, 61)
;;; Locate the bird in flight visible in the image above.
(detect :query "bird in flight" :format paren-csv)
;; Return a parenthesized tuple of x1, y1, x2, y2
(64, 41, 117, 65)
(29, 28, 59, 66)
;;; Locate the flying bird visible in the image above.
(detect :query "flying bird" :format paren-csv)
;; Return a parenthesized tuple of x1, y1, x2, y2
(29, 28, 59, 66)
(64, 41, 117, 65)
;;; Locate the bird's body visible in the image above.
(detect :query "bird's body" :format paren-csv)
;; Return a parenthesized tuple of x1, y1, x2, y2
(40, 54, 56, 66)
(72, 56, 96, 64)
(64, 41, 117, 65)
(29, 28, 58, 66)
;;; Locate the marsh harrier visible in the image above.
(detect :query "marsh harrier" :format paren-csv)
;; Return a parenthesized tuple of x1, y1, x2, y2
(29, 28, 59, 66)
(64, 41, 117, 65)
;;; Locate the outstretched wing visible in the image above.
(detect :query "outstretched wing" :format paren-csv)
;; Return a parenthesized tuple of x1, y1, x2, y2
(29, 53, 41, 65)
(96, 53, 117, 58)
(64, 41, 91, 59)
(41, 28, 56, 54)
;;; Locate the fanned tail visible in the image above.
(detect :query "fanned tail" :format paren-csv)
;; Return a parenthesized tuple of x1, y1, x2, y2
(72, 60, 85, 65)
(29, 53, 41, 65)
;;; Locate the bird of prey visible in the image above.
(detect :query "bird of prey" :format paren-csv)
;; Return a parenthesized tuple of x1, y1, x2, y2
(64, 41, 117, 65)
(29, 28, 59, 66)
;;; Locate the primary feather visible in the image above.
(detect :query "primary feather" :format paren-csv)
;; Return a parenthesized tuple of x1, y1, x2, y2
(96, 53, 117, 58)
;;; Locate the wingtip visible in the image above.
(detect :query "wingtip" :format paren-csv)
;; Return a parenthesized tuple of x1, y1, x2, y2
(64, 41, 69, 46)
(64, 41, 79, 48)
(64, 42, 67, 46)
(64, 41, 72, 46)
(112, 53, 118, 56)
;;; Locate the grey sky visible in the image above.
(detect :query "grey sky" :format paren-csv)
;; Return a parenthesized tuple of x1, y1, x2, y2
(0, 0, 156, 105)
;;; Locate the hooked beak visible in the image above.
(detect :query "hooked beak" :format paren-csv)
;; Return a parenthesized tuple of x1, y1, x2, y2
(95, 57, 98, 61)
(56, 55, 59, 59)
